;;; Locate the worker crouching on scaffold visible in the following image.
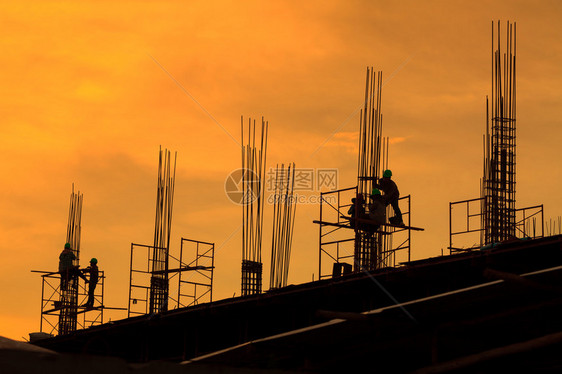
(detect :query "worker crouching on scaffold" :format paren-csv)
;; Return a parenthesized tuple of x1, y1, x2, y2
(368, 188, 386, 231)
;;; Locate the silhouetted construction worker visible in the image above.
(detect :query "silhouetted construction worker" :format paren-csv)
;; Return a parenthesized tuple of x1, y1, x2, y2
(59, 243, 88, 291)
(83, 258, 99, 309)
(347, 194, 366, 227)
(59, 243, 77, 290)
(374, 169, 403, 225)
(368, 188, 386, 230)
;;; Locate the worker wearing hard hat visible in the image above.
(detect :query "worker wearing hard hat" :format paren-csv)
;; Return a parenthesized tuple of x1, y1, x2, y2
(59, 243, 78, 290)
(83, 258, 99, 309)
(373, 169, 403, 226)
(347, 194, 366, 228)
(368, 188, 386, 229)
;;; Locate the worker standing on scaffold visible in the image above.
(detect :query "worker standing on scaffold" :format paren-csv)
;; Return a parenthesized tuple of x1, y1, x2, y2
(59, 243, 88, 291)
(83, 258, 99, 309)
(373, 169, 403, 226)
(59, 243, 76, 290)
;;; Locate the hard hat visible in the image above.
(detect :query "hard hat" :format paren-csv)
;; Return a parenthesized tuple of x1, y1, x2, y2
(64, 243, 71, 249)
(383, 169, 392, 178)
(90, 258, 98, 264)
(371, 188, 381, 196)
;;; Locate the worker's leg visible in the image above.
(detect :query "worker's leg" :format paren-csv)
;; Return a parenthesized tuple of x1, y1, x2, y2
(60, 270, 70, 291)
(390, 199, 403, 224)
(86, 283, 97, 307)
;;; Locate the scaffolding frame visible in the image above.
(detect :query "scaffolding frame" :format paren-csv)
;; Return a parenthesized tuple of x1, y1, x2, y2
(128, 239, 215, 317)
(317, 186, 356, 280)
(128, 243, 156, 317)
(316, 187, 413, 280)
(36, 270, 104, 336)
(178, 238, 214, 308)
(449, 198, 544, 252)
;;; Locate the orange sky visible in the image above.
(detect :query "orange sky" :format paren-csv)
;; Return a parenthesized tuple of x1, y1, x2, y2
(1, 1, 561, 340)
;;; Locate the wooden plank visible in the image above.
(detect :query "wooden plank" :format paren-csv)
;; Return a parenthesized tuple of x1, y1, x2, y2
(312, 220, 401, 235)
(152, 266, 214, 275)
(342, 216, 424, 231)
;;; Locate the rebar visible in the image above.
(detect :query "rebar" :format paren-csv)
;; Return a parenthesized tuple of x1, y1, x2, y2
(483, 21, 517, 244)
(269, 163, 297, 289)
(149, 147, 177, 313)
(58, 185, 83, 335)
(355, 67, 389, 271)
(241, 117, 268, 295)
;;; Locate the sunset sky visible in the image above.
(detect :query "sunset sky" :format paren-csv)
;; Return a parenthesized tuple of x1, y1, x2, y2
(1, 1, 561, 341)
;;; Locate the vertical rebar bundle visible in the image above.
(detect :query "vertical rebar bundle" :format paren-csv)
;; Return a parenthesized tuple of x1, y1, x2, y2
(241, 116, 268, 296)
(149, 147, 177, 313)
(58, 185, 83, 335)
(482, 21, 517, 244)
(269, 163, 297, 290)
(355, 67, 387, 271)
(358, 67, 384, 197)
